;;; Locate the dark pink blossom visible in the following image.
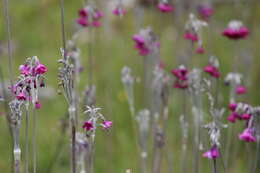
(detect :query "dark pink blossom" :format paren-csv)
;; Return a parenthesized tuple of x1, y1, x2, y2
(19, 65, 30, 76)
(157, 3, 174, 13)
(241, 113, 251, 120)
(227, 112, 237, 123)
(184, 32, 198, 42)
(35, 63, 47, 75)
(77, 17, 88, 27)
(34, 101, 41, 109)
(222, 21, 249, 40)
(82, 121, 94, 131)
(196, 47, 205, 54)
(202, 146, 219, 159)
(78, 8, 88, 17)
(235, 85, 246, 95)
(239, 128, 256, 142)
(171, 67, 188, 81)
(228, 103, 237, 111)
(204, 65, 220, 78)
(197, 4, 213, 20)
(16, 92, 26, 101)
(113, 7, 126, 16)
(132, 34, 150, 56)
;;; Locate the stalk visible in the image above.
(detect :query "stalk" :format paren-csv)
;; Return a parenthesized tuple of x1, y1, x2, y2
(25, 104, 29, 173)
(13, 127, 21, 173)
(212, 159, 217, 173)
(69, 105, 77, 173)
(32, 108, 37, 173)
(88, 27, 93, 87)
(252, 137, 260, 173)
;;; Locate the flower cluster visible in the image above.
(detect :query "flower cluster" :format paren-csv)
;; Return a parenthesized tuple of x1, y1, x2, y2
(227, 102, 251, 123)
(11, 56, 47, 109)
(113, 5, 126, 17)
(171, 65, 189, 89)
(222, 20, 249, 40)
(157, 0, 174, 13)
(132, 27, 160, 56)
(203, 56, 220, 78)
(82, 106, 112, 140)
(197, 4, 213, 20)
(184, 14, 208, 54)
(76, 5, 103, 27)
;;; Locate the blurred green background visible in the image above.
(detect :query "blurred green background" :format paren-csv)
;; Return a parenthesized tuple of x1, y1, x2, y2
(1, 0, 260, 172)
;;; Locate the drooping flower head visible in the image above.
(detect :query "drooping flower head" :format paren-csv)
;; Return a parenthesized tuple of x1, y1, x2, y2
(222, 20, 249, 40)
(132, 27, 159, 56)
(157, 0, 174, 13)
(235, 85, 246, 95)
(76, 5, 103, 28)
(204, 56, 220, 78)
(202, 146, 219, 159)
(197, 4, 213, 20)
(171, 65, 189, 89)
(239, 128, 256, 142)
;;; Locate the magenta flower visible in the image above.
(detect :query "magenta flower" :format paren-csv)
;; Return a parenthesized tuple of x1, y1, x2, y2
(78, 8, 88, 17)
(77, 17, 88, 27)
(204, 65, 220, 78)
(196, 47, 205, 54)
(241, 113, 251, 120)
(227, 112, 237, 123)
(239, 128, 256, 142)
(92, 20, 101, 27)
(228, 103, 237, 111)
(76, 7, 103, 28)
(82, 121, 94, 131)
(132, 34, 149, 56)
(101, 120, 112, 129)
(222, 20, 249, 40)
(197, 4, 213, 20)
(157, 3, 174, 13)
(184, 32, 198, 42)
(202, 146, 219, 159)
(113, 7, 126, 16)
(35, 63, 47, 75)
(16, 92, 26, 101)
(19, 65, 30, 76)
(235, 85, 246, 95)
(34, 101, 41, 109)
(171, 67, 188, 81)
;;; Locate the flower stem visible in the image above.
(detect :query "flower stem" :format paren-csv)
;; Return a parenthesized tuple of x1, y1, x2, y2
(32, 108, 37, 173)
(252, 137, 260, 173)
(212, 159, 217, 173)
(25, 106, 29, 173)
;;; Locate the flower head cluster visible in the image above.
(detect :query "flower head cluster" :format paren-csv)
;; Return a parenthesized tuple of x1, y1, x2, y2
(113, 4, 126, 17)
(171, 65, 189, 89)
(82, 106, 112, 140)
(132, 27, 160, 56)
(157, 0, 174, 13)
(76, 5, 103, 27)
(222, 20, 249, 40)
(197, 4, 213, 20)
(11, 56, 47, 109)
(227, 102, 252, 123)
(184, 14, 208, 54)
(204, 56, 220, 78)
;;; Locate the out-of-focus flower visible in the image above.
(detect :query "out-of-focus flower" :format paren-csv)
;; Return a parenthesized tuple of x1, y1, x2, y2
(34, 101, 41, 109)
(101, 120, 112, 129)
(197, 4, 213, 20)
(196, 46, 205, 54)
(76, 6, 103, 28)
(157, 2, 174, 13)
(204, 56, 220, 78)
(235, 85, 246, 95)
(239, 128, 256, 142)
(171, 65, 189, 89)
(82, 121, 94, 131)
(202, 146, 219, 159)
(222, 20, 249, 40)
(113, 6, 126, 16)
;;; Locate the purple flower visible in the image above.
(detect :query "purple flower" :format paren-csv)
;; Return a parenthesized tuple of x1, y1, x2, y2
(132, 34, 149, 56)
(227, 112, 237, 123)
(19, 65, 30, 76)
(197, 4, 213, 20)
(78, 8, 88, 17)
(157, 3, 174, 13)
(222, 20, 249, 40)
(239, 128, 256, 142)
(241, 113, 251, 120)
(112, 7, 126, 16)
(228, 103, 237, 111)
(204, 65, 220, 78)
(184, 32, 198, 42)
(101, 120, 112, 129)
(235, 85, 246, 95)
(35, 63, 47, 75)
(82, 121, 94, 131)
(77, 17, 88, 27)
(16, 92, 26, 101)
(171, 67, 188, 81)
(202, 146, 219, 159)
(34, 101, 41, 109)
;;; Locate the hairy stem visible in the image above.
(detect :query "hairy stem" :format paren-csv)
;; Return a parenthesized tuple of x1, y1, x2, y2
(252, 137, 260, 173)
(32, 108, 37, 173)
(25, 106, 29, 173)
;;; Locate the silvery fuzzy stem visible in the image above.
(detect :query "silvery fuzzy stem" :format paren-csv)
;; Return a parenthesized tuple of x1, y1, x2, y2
(180, 114, 188, 173)
(25, 104, 29, 173)
(13, 127, 21, 173)
(32, 108, 37, 173)
(69, 105, 77, 173)
(87, 27, 94, 86)
(252, 136, 260, 173)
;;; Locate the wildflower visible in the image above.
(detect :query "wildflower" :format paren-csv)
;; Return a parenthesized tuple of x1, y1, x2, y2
(82, 121, 94, 131)
(222, 20, 249, 40)
(241, 113, 251, 120)
(34, 101, 41, 109)
(171, 65, 189, 89)
(76, 6, 103, 28)
(113, 6, 126, 16)
(16, 92, 26, 101)
(157, 2, 174, 13)
(228, 103, 237, 111)
(202, 146, 219, 159)
(239, 128, 256, 142)
(196, 46, 205, 54)
(204, 65, 220, 78)
(197, 4, 213, 20)
(77, 17, 88, 27)
(101, 120, 112, 129)
(78, 8, 88, 17)
(19, 65, 30, 76)
(235, 85, 246, 95)
(184, 32, 198, 42)
(35, 63, 47, 75)
(227, 112, 237, 123)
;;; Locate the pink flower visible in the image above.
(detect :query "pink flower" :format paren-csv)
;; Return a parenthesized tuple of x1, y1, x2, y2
(222, 21, 249, 40)
(35, 63, 47, 75)
(171, 67, 188, 81)
(16, 92, 26, 101)
(196, 47, 205, 54)
(34, 101, 41, 109)
(78, 8, 88, 17)
(113, 7, 126, 16)
(19, 65, 30, 76)
(157, 3, 174, 13)
(227, 112, 237, 123)
(82, 121, 94, 131)
(132, 34, 150, 56)
(239, 128, 256, 142)
(228, 103, 237, 111)
(93, 10, 103, 20)
(77, 17, 88, 27)
(92, 20, 101, 27)
(184, 32, 198, 42)
(204, 65, 220, 78)
(202, 146, 219, 159)
(101, 120, 112, 129)
(197, 4, 213, 20)
(241, 113, 251, 120)
(235, 85, 246, 95)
